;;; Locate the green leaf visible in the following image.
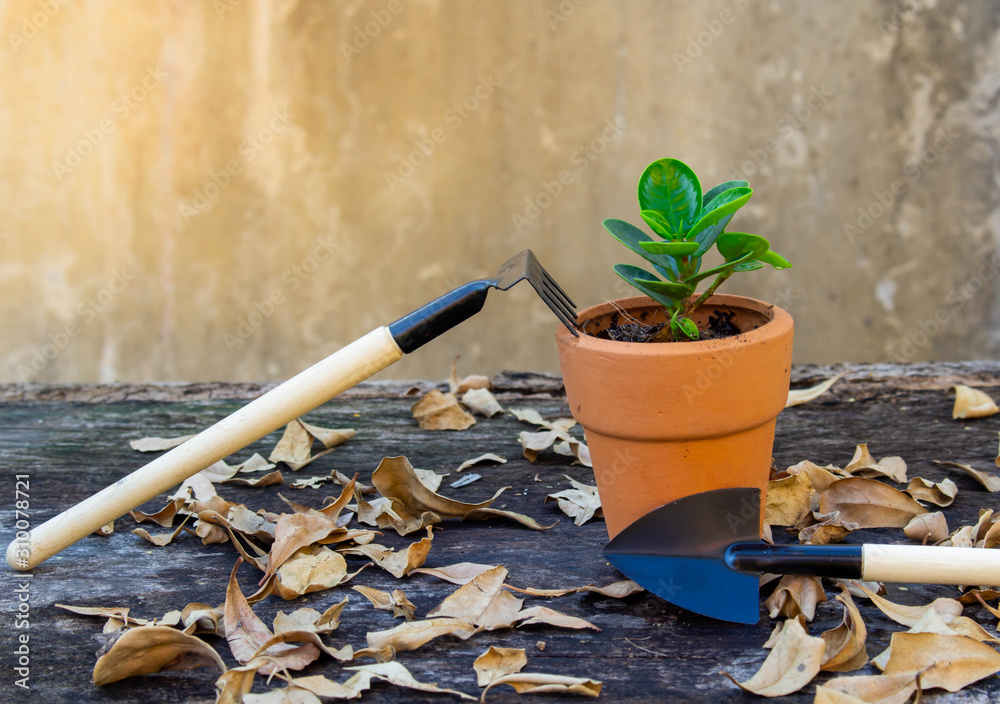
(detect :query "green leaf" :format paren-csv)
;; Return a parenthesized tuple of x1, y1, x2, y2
(687, 187, 752, 240)
(675, 317, 700, 340)
(640, 210, 675, 240)
(639, 241, 700, 256)
(603, 219, 678, 279)
(716, 232, 770, 262)
(613, 264, 689, 308)
(637, 158, 701, 235)
(702, 180, 748, 209)
(733, 260, 765, 272)
(693, 213, 734, 257)
(757, 250, 793, 269)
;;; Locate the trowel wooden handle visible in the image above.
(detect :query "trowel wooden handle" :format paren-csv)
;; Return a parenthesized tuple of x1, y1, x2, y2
(862, 544, 1000, 585)
(6, 327, 402, 571)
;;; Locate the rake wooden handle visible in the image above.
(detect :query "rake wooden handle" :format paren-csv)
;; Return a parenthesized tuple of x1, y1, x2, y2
(6, 327, 402, 571)
(863, 544, 1000, 585)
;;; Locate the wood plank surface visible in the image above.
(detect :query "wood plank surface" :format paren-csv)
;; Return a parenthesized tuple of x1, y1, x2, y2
(2, 365, 1000, 702)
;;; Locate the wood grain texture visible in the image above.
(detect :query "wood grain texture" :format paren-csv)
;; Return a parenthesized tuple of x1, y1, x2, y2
(2, 365, 1000, 702)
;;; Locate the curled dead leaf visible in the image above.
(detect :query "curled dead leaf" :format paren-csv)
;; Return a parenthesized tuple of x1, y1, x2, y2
(843, 444, 908, 484)
(819, 477, 928, 528)
(883, 631, 1000, 692)
(952, 384, 1000, 419)
(853, 581, 963, 627)
(819, 587, 868, 672)
(765, 575, 826, 621)
(353, 586, 417, 621)
(722, 617, 825, 697)
(129, 434, 195, 452)
(93, 625, 226, 685)
(904, 512, 950, 544)
(904, 477, 957, 507)
(817, 672, 921, 704)
(482, 673, 602, 702)
(457, 453, 507, 472)
(474, 647, 528, 687)
(412, 562, 499, 585)
(785, 372, 844, 408)
(545, 476, 602, 526)
(412, 389, 476, 430)
(934, 460, 1000, 492)
(797, 511, 859, 545)
(365, 618, 476, 652)
(461, 388, 504, 418)
(765, 472, 814, 527)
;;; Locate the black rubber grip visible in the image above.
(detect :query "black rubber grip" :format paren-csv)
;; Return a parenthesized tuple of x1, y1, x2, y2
(725, 542, 864, 579)
(388, 281, 491, 354)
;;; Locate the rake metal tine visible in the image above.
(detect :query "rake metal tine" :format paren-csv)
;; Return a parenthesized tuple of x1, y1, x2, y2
(533, 281, 579, 335)
(540, 265, 577, 310)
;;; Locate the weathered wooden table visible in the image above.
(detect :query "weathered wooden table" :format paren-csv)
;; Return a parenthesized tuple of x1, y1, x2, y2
(3, 363, 1000, 703)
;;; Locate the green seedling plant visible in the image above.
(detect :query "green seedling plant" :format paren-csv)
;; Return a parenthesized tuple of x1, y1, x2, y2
(604, 157, 791, 341)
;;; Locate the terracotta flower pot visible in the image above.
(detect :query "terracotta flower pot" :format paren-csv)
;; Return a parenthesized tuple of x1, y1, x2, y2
(555, 294, 793, 539)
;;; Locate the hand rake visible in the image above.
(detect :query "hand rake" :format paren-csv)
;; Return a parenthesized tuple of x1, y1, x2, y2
(7, 250, 577, 570)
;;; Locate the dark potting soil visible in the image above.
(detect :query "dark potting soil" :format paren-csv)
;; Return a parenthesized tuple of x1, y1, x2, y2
(595, 309, 742, 343)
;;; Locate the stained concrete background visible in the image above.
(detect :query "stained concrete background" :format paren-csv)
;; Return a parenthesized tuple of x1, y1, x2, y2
(1, 0, 998, 383)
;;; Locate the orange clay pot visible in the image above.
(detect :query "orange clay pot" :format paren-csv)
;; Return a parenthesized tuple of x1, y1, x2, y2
(555, 294, 793, 539)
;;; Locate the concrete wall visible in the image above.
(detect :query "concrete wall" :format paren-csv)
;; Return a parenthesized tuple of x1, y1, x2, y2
(1, 0, 998, 383)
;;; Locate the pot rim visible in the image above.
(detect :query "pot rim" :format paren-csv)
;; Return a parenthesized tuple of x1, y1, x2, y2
(555, 293, 793, 354)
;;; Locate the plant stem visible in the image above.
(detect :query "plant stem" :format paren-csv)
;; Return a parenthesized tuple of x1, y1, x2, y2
(685, 270, 733, 315)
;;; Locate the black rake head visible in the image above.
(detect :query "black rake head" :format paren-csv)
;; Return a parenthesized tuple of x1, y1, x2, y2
(491, 250, 579, 336)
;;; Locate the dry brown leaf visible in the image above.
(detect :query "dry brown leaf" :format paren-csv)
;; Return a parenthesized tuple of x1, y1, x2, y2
(274, 546, 359, 600)
(545, 476, 602, 526)
(264, 512, 342, 581)
(959, 588, 1000, 605)
(952, 384, 1000, 419)
(473, 647, 528, 687)
(365, 618, 476, 652)
(344, 661, 476, 701)
(820, 587, 868, 672)
(843, 444, 908, 483)
(193, 519, 230, 545)
(130, 498, 187, 528)
(934, 460, 1000, 492)
(342, 527, 434, 578)
(481, 673, 602, 702)
(298, 421, 354, 449)
(220, 470, 284, 488)
(133, 513, 192, 546)
(56, 603, 145, 628)
(520, 428, 592, 467)
(904, 477, 957, 507)
(92, 625, 226, 686)
(353, 586, 417, 621)
(765, 575, 826, 621)
(785, 372, 844, 407)
(428, 566, 524, 630)
(513, 606, 600, 632)
(785, 460, 844, 491)
(273, 600, 348, 636)
(765, 472, 815, 526)
(798, 511, 859, 545)
(882, 631, 1000, 691)
(508, 407, 576, 430)
(904, 512, 950, 544)
(505, 580, 643, 599)
(412, 389, 476, 430)
(129, 434, 195, 452)
(819, 477, 928, 528)
(853, 582, 962, 627)
(94, 521, 115, 536)
(461, 388, 504, 418)
(412, 562, 498, 585)
(268, 419, 339, 471)
(225, 560, 320, 674)
(371, 456, 507, 536)
(449, 356, 492, 395)
(816, 673, 921, 704)
(722, 617, 825, 697)
(214, 664, 257, 704)
(457, 453, 507, 472)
